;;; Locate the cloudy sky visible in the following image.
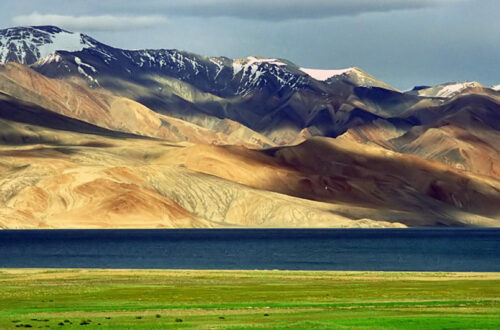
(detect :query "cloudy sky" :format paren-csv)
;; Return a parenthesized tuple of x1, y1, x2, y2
(2, 0, 499, 89)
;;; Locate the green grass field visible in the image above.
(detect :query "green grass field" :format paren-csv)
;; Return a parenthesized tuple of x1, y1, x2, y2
(0, 269, 498, 329)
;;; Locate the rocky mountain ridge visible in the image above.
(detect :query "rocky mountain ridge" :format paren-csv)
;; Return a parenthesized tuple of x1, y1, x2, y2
(0, 25, 499, 228)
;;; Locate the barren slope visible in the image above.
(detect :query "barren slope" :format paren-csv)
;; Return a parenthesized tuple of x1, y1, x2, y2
(1, 107, 498, 228)
(0, 122, 408, 228)
(0, 63, 272, 147)
(340, 92, 500, 180)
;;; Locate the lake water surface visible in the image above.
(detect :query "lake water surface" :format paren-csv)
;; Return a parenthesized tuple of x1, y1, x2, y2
(0, 228, 498, 271)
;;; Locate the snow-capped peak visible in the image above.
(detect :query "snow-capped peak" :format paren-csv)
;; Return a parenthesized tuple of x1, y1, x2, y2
(37, 29, 85, 58)
(299, 66, 398, 91)
(232, 56, 286, 76)
(435, 82, 482, 98)
(299, 67, 354, 81)
(0, 26, 90, 65)
(244, 56, 286, 67)
(492, 84, 500, 91)
(413, 81, 483, 98)
(229, 56, 308, 95)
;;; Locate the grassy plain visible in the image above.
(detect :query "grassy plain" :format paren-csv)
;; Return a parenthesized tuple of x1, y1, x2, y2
(0, 269, 498, 329)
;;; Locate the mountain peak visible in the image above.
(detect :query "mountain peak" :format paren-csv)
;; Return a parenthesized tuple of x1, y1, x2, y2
(299, 67, 355, 81)
(0, 25, 399, 96)
(413, 81, 484, 98)
(300, 66, 398, 91)
(0, 25, 90, 65)
(27, 25, 71, 34)
(0, 25, 69, 35)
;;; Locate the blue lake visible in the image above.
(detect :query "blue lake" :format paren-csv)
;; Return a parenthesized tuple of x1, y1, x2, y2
(0, 228, 498, 271)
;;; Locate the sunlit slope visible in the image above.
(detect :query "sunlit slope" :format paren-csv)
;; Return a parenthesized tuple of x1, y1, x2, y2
(0, 63, 272, 147)
(342, 92, 500, 179)
(0, 96, 401, 228)
(0, 133, 406, 228)
(0, 110, 498, 228)
(156, 138, 499, 227)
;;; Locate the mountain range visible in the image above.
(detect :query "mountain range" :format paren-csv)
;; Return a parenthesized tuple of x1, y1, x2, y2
(0, 25, 499, 228)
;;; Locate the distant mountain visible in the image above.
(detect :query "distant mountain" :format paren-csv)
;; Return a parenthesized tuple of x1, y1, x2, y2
(406, 81, 484, 98)
(341, 90, 500, 180)
(0, 25, 499, 229)
(299, 67, 399, 91)
(0, 62, 273, 147)
(0, 26, 395, 94)
(1, 26, 413, 144)
(0, 26, 92, 64)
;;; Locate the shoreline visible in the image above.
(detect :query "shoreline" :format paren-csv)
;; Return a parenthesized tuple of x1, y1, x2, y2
(2, 227, 500, 230)
(2, 268, 500, 274)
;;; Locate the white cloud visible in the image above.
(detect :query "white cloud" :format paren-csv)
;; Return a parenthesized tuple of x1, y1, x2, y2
(12, 12, 167, 31)
(95, 0, 462, 21)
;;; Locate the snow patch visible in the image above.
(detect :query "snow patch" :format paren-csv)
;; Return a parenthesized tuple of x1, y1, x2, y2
(74, 56, 96, 73)
(233, 56, 286, 77)
(0, 27, 91, 64)
(492, 84, 500, 91)
(77, 66, 99, 86)
(231, 56, 307, 95)
(232, 62, 244, 76)
(37, 29, 85, 58)
(210, 58, 224, 79)
(75, 56, 99, 85)
(299, 67, 354, 81)
(35, 53, 62, 65)
(244, 56, 286, 67)
(436, 82, 481, 98)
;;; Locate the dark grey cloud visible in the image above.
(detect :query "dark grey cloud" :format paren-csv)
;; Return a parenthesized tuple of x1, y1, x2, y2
(12, 12, 167, 31)
(1, 0, 497, 89)
(94, 0, 459, 21)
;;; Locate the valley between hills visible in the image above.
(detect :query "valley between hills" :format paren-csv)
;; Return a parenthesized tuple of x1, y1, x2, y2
(1, 26, 500, 228)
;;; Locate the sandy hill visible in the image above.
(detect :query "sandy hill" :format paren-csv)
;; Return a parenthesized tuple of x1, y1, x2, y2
(0, 26, 499, 228)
